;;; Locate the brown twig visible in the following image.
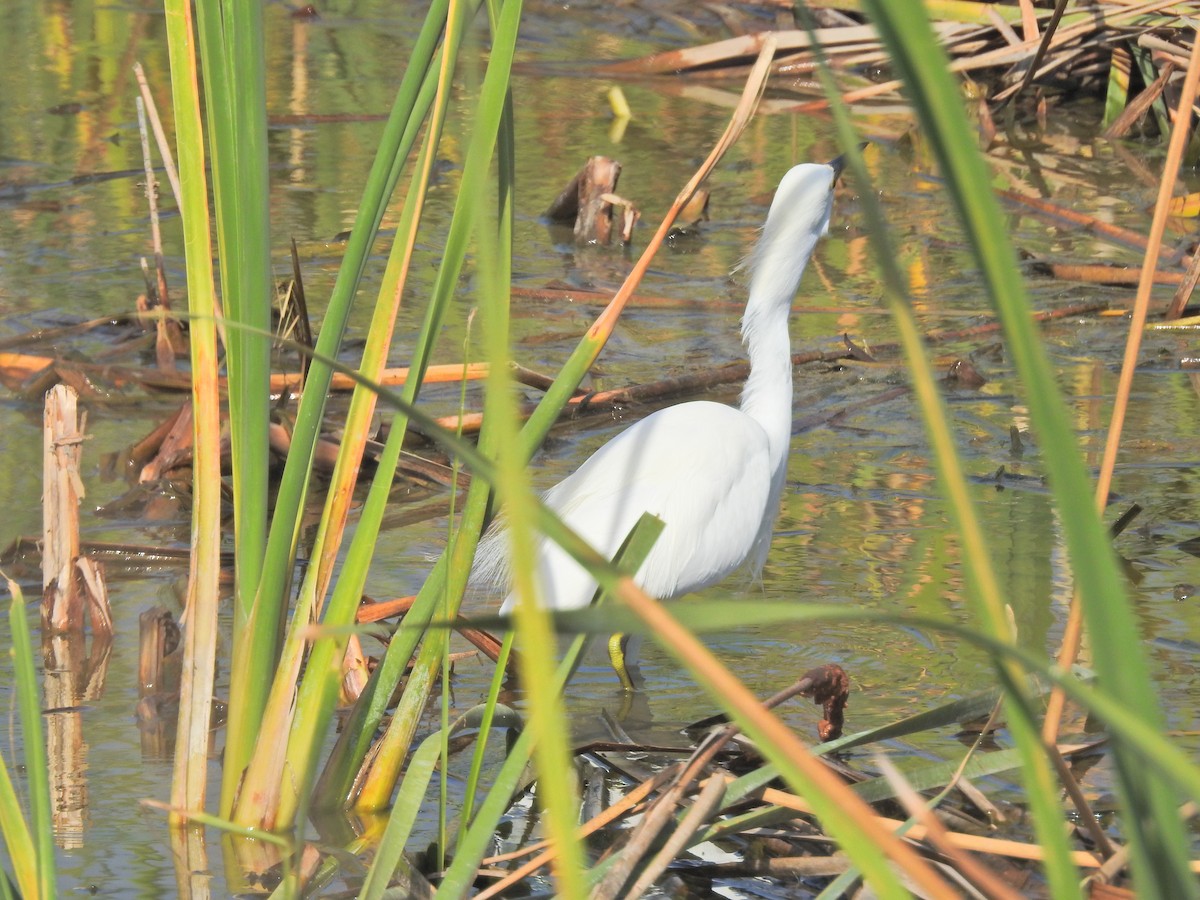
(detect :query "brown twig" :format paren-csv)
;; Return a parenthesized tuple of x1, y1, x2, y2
(1030, 260, 1184, 286)
(996, 187, 1173, 260)
(1003, 0, 1068, 107)
(1045, 742, 1120, 859)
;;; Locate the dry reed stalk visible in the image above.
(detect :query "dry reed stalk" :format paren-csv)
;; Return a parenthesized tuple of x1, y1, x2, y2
(619, 776, 727, 898)
(135, 96, 183, 372)
(138, 605, 181, 699)
(270, 361, 491, 394)
(601, 0, 1188, 115)
(133, 62, 182, 207)
(42, 633, 88, 850)
(1103, 61, 1175, 139)
(996, 187, 1172, 259)
(139, 401, 194, 483)
(1036, 261, 1185, 285)
(732, 777, 1114, 868)
(543, 156, 627, 243)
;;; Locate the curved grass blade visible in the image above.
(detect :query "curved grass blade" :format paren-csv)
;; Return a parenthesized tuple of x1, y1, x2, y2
(860, 4, 1196, 894)
(802, 60, 1083, 900)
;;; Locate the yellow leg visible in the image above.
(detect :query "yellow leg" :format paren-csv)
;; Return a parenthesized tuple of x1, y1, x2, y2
(607, 633, 635, 692)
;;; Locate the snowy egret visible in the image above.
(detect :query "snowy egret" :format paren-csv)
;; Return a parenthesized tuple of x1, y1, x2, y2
(475, 157, 844, 683)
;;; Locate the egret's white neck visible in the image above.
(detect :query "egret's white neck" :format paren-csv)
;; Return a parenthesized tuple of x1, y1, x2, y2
(737, 204, 825, 479)
(738, 303, 794, 478)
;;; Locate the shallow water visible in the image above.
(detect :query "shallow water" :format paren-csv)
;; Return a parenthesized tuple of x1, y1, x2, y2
(2, 0, 1200, 894)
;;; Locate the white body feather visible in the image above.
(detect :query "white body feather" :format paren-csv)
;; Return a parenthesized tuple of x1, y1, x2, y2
(475, 162, 838, 613)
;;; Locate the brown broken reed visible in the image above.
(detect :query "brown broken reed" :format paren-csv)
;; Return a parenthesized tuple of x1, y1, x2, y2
(39, 391, 116, 847)
(340, 634, 370, 706)
(473, 676, 1161, 897)
(356, 594, 419, 623)
(43, 624, 112, 851)
(596, 1, 1194, 119)
(139, 401, 194, 483)
(279, 239, 314, 379)
(42, 384, 112, 635)
(468, 672, 844, 900)
(543, 156, 637, 245)
(354, 592, 507, 665)
(138, 605, 182, 698)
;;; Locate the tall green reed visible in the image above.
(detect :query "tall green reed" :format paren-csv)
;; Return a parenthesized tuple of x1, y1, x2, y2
(0, 582, 56, 900)
(161, 0, 223, 821)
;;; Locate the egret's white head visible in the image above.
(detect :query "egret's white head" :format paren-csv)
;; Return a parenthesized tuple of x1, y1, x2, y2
(744, 160, 840, 329)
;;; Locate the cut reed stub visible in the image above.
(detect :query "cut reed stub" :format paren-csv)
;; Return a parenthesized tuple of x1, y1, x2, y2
(544, 155, 639, 245)
(42, 384, 112, 636)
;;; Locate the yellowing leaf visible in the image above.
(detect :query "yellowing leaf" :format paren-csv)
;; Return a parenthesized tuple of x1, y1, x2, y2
(1168, 192, 1200, 217)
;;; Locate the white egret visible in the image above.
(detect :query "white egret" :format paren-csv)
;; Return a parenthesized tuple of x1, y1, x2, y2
(474, 158, 844, 683)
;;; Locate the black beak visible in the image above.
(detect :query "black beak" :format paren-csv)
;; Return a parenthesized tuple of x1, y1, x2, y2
(828, 142, 868, 182)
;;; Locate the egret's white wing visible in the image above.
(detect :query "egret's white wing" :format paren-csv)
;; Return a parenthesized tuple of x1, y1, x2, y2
(498, 400, 776, 611)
